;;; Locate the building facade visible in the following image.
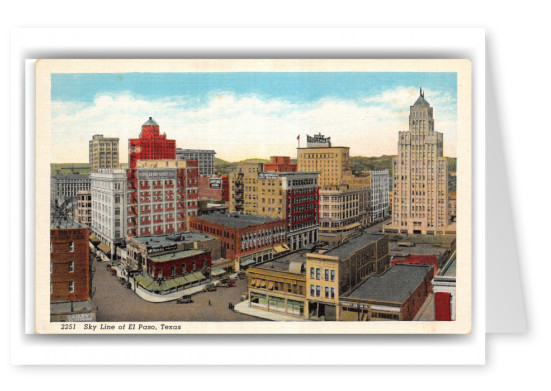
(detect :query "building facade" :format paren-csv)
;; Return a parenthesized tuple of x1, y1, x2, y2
(190, 212, 287, 270)
(305, 253, 339, 320)
(91, 168, 128, 259)
(230, 162, 320, 251)
(50, 217, 91, 303)
(319, 185, 369, 234)
(386, 89, 450, 234)
(51, 174, 91, 205)
(198, 175, 230, 202)
(340, 264, 433, 321)
(126, 160, 199, 238)
(176, 148, 216, 176)
(297, 141, 351, 187)
(129, 117, 176, 169)
(76, 190, 92, 227)
(123, 231, 221, 273)
(89, 134, 119, 172)
(371, 169, 390, 222)
(264, 156, 297, 172)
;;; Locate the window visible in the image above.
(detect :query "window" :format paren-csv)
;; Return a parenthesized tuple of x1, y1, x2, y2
(325, 269, 329, 280)
(316, 268, 321, 280)
(331, 270, 335, 281)
(69, 241, 74, 252)
(316, 285, 321, 297)
(69, 281, 74, 293)
(325, 287, 329, 298)
(68, 260, 74, 273)
(331, 287, 335, 299)
(171, 266, 176, 277)
(310, 284, 315, 296)
(310, 267, 315, 279)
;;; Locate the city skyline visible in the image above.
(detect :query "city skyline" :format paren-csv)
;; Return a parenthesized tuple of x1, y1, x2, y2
(51, 72, 458, 163)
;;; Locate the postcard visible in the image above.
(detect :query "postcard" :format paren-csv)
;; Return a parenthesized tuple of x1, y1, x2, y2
(35, 59, 471, 334)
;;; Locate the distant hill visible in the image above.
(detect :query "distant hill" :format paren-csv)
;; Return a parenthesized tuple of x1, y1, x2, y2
(215, 157, 269, 176)
(350, 155, 395, 174)
(51, 163, 91, 176)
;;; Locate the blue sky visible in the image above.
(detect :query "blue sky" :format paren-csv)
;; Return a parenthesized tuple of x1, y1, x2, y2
(51, 72, 457, 162)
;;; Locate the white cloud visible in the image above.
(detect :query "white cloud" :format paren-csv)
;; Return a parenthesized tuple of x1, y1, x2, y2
(51, 88, 457, 163)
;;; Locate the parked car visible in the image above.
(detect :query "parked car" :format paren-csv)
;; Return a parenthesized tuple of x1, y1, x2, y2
(237, 272, 247, 279)
(109, 268, 117, 275)
(205, 284, 216, 292)
(176, 295, 193, 304)
(124, 281, 132, 289)
(222, 279, 236, 288)
(118, 277, 126, 285)
(240, 293, 248, 301)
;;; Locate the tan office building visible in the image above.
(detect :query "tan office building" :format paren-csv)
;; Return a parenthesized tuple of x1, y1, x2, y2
(385, 89, 450, 235)
(76, 190, 92, 227)
(89, 134, 119, 173)
(319, 185, 369, 234)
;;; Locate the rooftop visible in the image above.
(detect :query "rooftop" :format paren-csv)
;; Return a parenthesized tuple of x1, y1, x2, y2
(51, 216, 86, 230)
(323, 232, 386, 259)
(254, 247, 314, 272)
(439, 255, 456, 278)
(195, 212, 281, 229)
(149, 249, 207, 262)
(132, 231, 216, 248)
(142, 117, 158, 126)
(343, 264, 433, 303)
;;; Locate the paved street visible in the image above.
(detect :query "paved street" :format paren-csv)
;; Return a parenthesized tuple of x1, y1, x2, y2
(91, 257, 262, 322)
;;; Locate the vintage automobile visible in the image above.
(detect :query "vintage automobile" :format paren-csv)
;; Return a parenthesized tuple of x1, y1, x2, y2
(221, 279, 236, 288)
(176, 295, 193, 304)
(240, 293, 248, 301)
(237, 272, 247, 280)
(124, 281, 132, 289)
(205, 284, 217, 292)
(109, 268, 117, 275)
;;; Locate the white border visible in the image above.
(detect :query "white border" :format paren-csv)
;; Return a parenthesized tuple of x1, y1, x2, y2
(10, 27, 485, 365)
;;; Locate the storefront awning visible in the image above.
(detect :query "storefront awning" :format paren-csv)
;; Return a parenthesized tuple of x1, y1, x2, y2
(273, 245, 289, 254)
(89, 234, 101, 243)
(267, 281, 274, 290)
(211, 268, 226, 277)
(97, 242, 111, 255)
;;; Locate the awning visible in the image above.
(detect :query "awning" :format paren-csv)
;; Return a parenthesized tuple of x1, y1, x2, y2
(89, 234, 101, 243)
(240, 259, 256, 267)
(267, 281, 274, 290)
(273, 245, 289, 254)
(250, 279, 256, 286)
(211, 268, 226, 277)
(212, 259, 234, 269)
(97, 242, 111, 255)
(282, 244, 290, 251)
(260, 280, 267, 288)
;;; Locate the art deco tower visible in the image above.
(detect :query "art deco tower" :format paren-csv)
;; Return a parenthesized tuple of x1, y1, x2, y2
(387, 89, 449, 235)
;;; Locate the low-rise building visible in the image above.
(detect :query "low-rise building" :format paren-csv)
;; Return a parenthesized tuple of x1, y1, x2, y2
(123, 231, 221, 273)
(391, 254, 438, 277)
(339, 264, 433, 321)
(50, 216, 96, 322)
(433, 255, 456, 321)
(319, 184, 369, 234)
(198, 175, 229, 202)
(246, 250, 308, 318)
(190, 212, 287, 270)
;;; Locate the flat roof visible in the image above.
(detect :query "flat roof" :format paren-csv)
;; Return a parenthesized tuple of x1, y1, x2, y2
(254, 248, 313, 272)
(323, 232, 385, 259)
(344, 264, 432, 303)
(51, 216, 86, 229)
(390, 242, 448, 259)
(132, 231, 215, 248)
(195, 212, 280, 228)
(149, 249, 206, 262)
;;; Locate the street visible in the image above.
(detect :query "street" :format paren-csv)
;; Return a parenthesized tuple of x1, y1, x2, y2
(91, 258, 262, 322)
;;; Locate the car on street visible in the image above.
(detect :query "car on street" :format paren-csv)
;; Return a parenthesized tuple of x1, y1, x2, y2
(205, 284, 217, 292)
(176, 295, 193, 304)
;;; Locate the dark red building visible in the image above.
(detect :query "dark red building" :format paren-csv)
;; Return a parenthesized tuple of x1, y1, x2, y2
(198, 175, 230, 202)
(50, 218, 90, 303)
(128, 117, 176, 169)
(391, 254, 438, 276)
(146, 248, 211, 278)
(264, 156, 297, 172)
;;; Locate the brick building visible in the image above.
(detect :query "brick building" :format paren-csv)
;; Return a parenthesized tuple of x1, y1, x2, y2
(50, 216, 96, 321)
(126, 160, 199, 237)
(230, 161, 319, 251)
(190, 212, 287, 270)
(340, 264, 433, 321)
(128, 117, 176, 170)
(198, 175, 230, 202)
(433, 255, 456, 321)
(264, 156, 297, 172)
(145, 249, 211, 279)
(392, 254, 439, 277)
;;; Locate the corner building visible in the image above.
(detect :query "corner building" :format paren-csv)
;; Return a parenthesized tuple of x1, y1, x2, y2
(386, 89, 450, 235)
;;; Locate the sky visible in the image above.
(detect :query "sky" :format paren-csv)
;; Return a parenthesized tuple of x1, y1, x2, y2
(51, 72, 457, 163)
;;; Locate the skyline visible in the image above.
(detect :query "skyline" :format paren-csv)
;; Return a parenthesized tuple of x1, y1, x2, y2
(51, 72, 458, 163)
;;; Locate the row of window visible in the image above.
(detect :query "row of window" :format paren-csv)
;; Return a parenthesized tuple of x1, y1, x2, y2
(310, 284, 335, 299)
(310, 267, 335, 281)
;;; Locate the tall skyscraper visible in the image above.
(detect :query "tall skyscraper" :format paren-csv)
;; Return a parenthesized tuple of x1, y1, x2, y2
(89, 134, 119, 172)
(386, 89, 449, 235)
(128, 117, 176, 169)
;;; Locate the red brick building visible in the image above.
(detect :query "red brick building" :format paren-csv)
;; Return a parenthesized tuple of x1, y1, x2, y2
(146, 249, 211, 278)
(198, 175, 230, 202)
(128, 117, 176, 169)
(264, 156, 297, 172)
(50, 218, 90, 303)
(190, 212, 287, 270)
(126, 160, 199, 237)
(391, 254, 438, 276)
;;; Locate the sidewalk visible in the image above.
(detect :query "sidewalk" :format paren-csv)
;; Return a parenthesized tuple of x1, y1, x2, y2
(234, 301, 308, 321)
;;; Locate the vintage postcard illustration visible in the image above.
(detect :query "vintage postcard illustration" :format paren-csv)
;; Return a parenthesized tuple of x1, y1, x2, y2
(35, 59, 471, 334)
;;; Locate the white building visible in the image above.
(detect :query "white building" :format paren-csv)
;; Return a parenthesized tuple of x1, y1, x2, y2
(51, 174, 91, 205)
(91, 168, 127, 259)
(386, 89, 450, 235)
(371, 170, 390, 222)
(176, 148, 216, 176)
